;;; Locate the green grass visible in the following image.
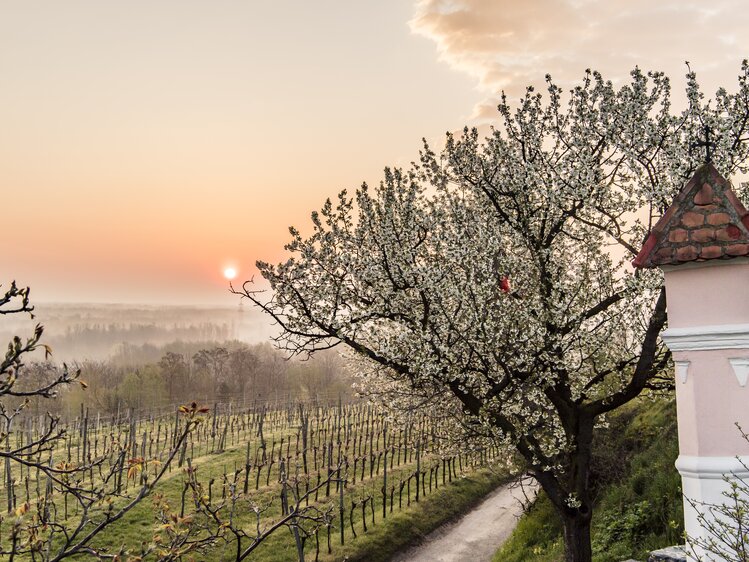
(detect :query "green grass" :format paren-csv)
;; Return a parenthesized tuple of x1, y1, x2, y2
(39, 427, 509, 561)
(493, 397, 682, 562)
(491, 491, 564, 562)
(81, 463, 507, 562)
(329, 469, 508, 562)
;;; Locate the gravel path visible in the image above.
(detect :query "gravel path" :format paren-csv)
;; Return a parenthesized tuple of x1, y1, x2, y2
(390, 478, 537, 562)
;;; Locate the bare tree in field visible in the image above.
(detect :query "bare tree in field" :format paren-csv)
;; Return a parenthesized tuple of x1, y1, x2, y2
(237, 65, 749, 561)
(151, 455, 343, 562)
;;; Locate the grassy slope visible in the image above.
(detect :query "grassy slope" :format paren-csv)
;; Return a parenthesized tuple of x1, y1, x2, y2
(493, 397, 683, 562)
(293, 468, 506, 562)
(85, 468, 507, 562)
(2, 402, 511, 562)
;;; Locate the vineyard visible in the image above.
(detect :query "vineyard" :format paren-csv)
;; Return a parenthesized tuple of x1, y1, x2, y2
(0, 398, 510, 561)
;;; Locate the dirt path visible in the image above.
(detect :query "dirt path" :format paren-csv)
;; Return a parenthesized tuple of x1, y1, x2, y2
(390, 478, 537, 562)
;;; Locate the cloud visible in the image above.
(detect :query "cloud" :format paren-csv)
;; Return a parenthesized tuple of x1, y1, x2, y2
(410, 0, 749, 118)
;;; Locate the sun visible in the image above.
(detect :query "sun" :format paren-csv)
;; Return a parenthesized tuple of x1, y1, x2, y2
(223, 267, 237, 280)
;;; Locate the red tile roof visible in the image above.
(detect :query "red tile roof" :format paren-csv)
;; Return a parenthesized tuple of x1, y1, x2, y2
(632, 163, 749, 268)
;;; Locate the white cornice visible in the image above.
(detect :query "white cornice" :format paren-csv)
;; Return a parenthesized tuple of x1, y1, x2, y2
(662, 324, 749, 351)
(676, 455, 749, 479)
(662, 257, 749, 272)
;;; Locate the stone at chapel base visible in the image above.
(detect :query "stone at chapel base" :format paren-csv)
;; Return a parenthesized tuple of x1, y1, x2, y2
(647, 545, 686, 562)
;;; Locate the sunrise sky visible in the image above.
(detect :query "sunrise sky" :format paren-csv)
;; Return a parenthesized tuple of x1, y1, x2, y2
(4, 0, 749, 305)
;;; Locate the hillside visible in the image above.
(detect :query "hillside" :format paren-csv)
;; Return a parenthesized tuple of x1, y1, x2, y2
(494, 397, 682, 562)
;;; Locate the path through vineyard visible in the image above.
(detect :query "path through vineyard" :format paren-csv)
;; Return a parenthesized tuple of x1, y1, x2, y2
(391, 477, 536, 562)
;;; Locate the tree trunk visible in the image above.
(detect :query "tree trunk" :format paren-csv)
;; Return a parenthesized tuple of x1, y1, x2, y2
(562, 510, 593, 562)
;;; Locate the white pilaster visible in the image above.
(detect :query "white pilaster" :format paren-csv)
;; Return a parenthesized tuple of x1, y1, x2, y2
(676, 455, 749, 561)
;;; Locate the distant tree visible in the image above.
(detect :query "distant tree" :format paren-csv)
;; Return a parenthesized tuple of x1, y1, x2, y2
(288, 349, 353, 401)
(72, 360, 122, 414)
(22, 361, 60, 416)
(159, 351, 189, 402)
(228, 346, 258, 403)
(192, 347, 229, 383)
(117, 366, 166, 411)
(251, 342, 291, 402)
(238, 65, 749, 561)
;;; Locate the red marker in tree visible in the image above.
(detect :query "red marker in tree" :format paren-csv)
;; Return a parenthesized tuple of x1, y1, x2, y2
(499, 276, 511, 293)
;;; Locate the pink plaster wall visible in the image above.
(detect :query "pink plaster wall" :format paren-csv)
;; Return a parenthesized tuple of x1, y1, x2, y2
(672, 349, 749, 456)
(665, 260, 749, 328)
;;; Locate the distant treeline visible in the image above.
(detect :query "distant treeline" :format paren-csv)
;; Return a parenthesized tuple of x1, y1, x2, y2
(21, 340, 353, 419)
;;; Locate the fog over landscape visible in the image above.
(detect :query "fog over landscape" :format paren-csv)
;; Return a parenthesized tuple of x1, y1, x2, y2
(4, 302, 276, 362)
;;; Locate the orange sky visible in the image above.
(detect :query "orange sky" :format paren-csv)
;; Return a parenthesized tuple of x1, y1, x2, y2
(4, 1, 749, 305)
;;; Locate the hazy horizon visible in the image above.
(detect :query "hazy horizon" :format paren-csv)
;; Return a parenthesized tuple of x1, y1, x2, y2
(3, 300, 278, 362)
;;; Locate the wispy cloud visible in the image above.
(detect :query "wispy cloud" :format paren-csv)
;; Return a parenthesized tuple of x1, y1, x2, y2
(411, 0, 749, 118)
